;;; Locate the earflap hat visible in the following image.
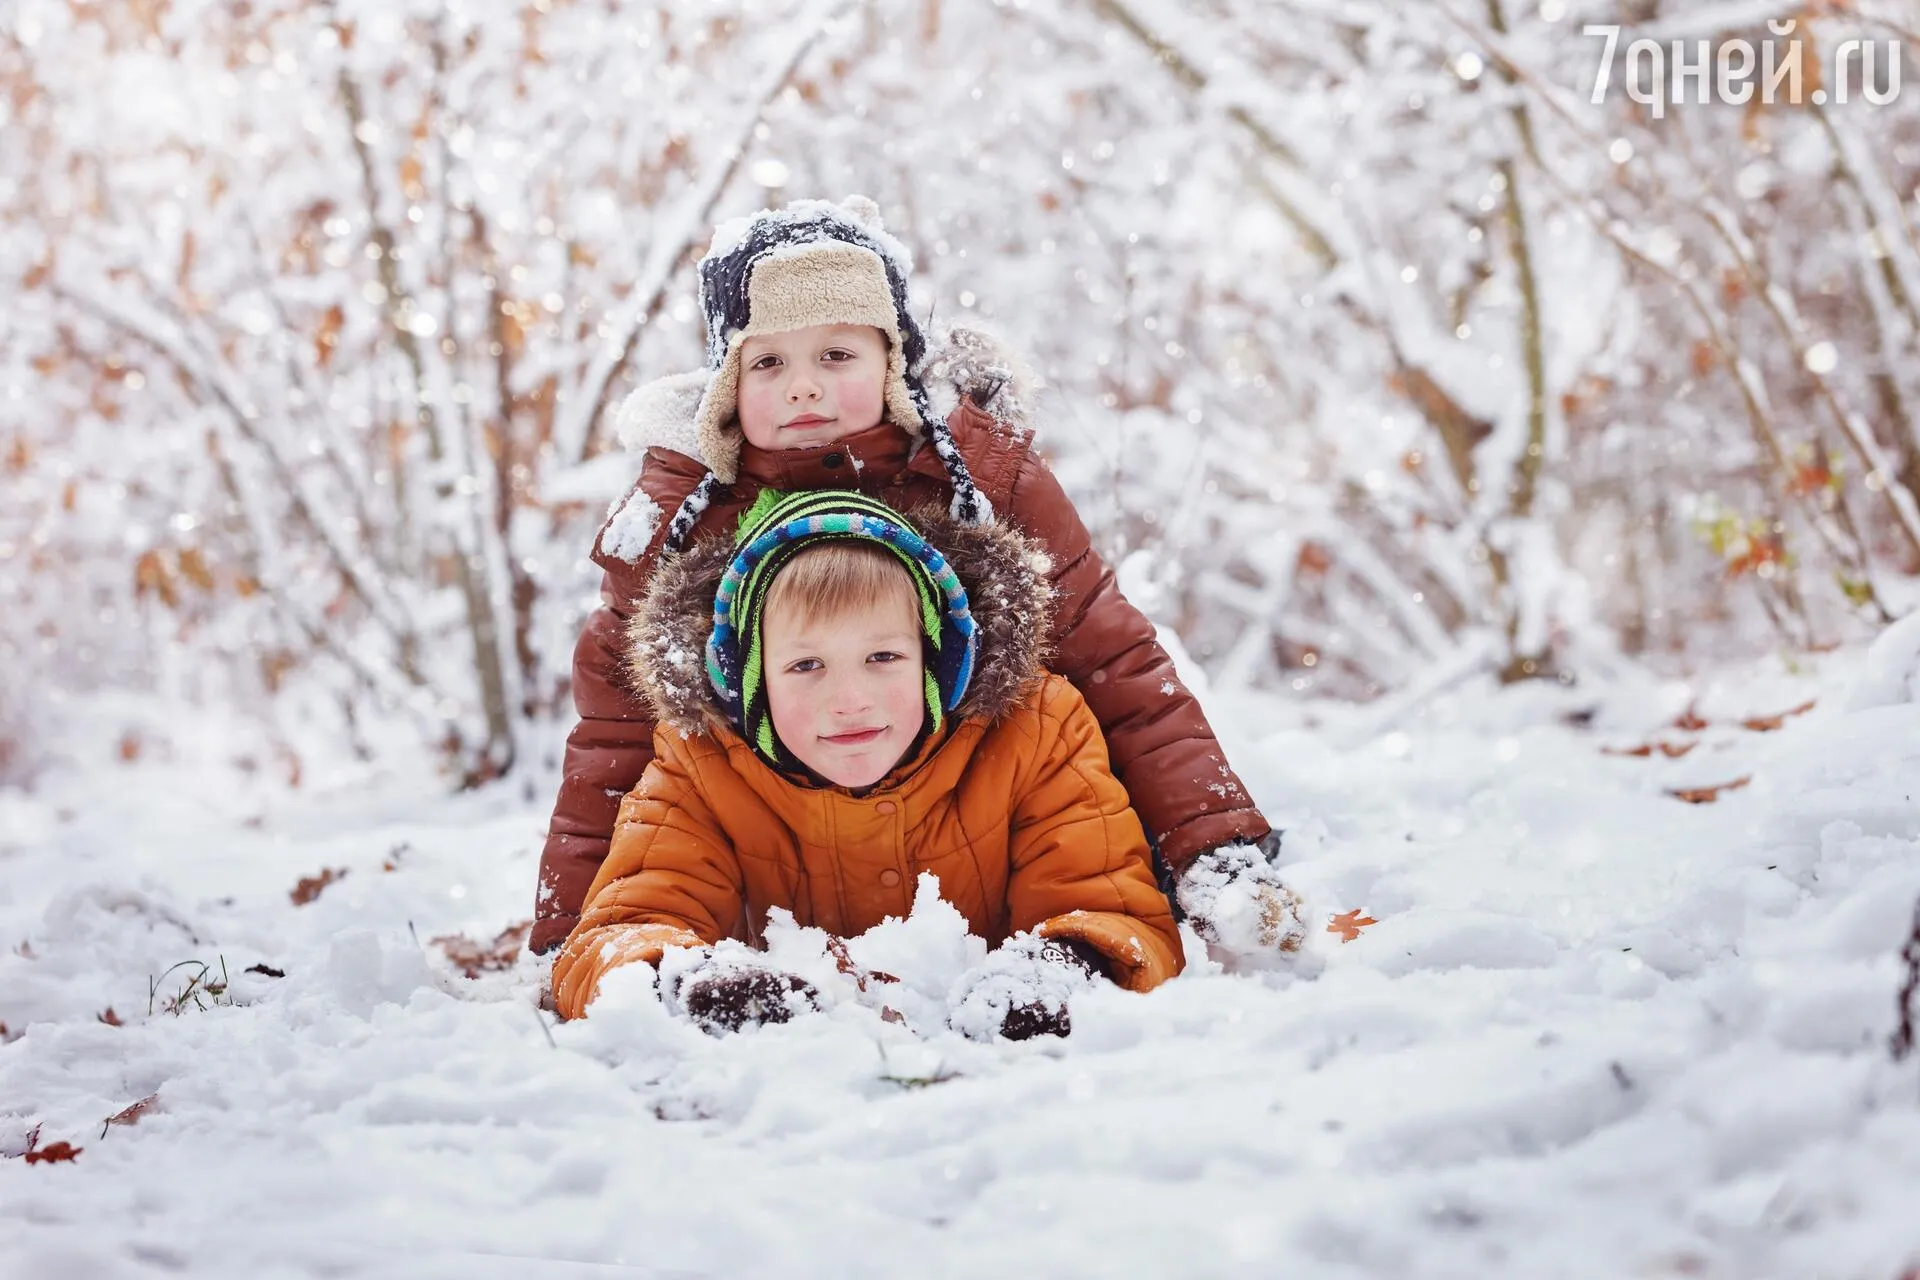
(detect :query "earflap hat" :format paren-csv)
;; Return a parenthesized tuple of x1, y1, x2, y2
(658, 196, 990, 553)
(704, 489, 978, 775)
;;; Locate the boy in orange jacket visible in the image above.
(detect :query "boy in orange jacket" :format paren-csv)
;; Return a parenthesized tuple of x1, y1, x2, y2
(551, 490, 1183, 1038)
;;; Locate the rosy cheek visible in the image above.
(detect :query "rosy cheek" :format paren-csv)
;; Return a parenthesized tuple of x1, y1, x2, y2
(737, 379, 782, 446)
(841, 375, 884, 424)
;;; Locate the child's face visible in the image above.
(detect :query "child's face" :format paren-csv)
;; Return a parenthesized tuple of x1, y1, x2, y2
(762, 590, 926, 788)
(735, 324, 890, 452)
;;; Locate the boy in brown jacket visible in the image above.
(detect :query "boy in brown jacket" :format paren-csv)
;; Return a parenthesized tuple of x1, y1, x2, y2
(553, 490, 1182, 1038)
(535, 196, 1302, 965)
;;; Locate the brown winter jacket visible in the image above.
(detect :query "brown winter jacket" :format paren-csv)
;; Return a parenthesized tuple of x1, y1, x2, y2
(532, 331, 1269, 954)
(550, 511, 1183, 1020)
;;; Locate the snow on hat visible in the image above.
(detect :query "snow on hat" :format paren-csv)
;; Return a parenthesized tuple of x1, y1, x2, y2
(659, 196, 990, 555)
(705, 488, 978, 775)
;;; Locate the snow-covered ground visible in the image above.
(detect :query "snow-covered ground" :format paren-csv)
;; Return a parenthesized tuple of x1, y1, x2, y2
(5, 632, 1920, 1278)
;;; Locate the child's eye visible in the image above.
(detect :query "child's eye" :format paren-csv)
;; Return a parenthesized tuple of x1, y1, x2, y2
(785, 658, 822, 674)
(748, 353, 782, 371)
(867, 651, 905, 664)
(821, 348, 856, 363)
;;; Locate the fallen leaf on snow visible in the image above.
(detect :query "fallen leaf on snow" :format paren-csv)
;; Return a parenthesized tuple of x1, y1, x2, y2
(24, 1140, 82, 1165)
(1667, 776, 1752, 804)
(827, 936, 901, 991)
(1328, 909, 1379, 942)
(1605, 740, 1699, 759)
(1672, 706, 1710, 732)
(102, 1094, 160, 1136)
(431, 920, 533, 978)
(1740, 699, 1816, 732)
(290, 867, 347, 906)
(97, 1008, 123, 1027)
(245, 963, 286, 978)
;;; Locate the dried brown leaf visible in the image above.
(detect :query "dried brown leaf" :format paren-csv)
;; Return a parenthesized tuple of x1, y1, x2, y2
(24, 1140, 81, 1164)
(1741, 699, 1816, 732)
(97, 1008, 122, 1027)
(315, 304, 344, 369)
(103, 1094, 159, 1134)
(176, 547, 215, 592)
(1328, 909, 1378, 942)
(1295, 541, 1332, 579)
(1667, 777, 1752, 804)
(825, 936, 901, 991)
(290, 867, 347, 906)
(134, 549, 178, 607)
(431, 920, 533, 978)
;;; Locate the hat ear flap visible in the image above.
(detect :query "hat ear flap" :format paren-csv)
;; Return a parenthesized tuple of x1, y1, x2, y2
(704, 627, 741, 714)
(932, 616, 976, 713)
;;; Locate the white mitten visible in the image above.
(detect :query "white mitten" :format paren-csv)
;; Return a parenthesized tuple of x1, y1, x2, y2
(1176, 837, 1308, 959)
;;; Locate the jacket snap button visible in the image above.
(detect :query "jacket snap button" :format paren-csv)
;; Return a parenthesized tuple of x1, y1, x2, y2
(876, 800, 896, 816)
(823, 451, 845, 468)
(879, 868, 902, 887)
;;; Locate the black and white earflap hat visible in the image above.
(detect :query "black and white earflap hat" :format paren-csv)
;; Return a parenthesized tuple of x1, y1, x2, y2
(658, 195, 990, 554)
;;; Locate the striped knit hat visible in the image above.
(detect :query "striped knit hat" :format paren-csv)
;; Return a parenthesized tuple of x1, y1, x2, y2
(705, 490, 978, 774)
(659, 196, 991, 555)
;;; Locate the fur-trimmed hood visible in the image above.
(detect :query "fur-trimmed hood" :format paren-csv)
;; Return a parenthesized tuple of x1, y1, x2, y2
(626, 506, 1055, 740)
(611, 325, 1041, 464)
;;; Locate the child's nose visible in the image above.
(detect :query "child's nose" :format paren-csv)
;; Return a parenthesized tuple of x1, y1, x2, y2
(786, 369, 822, 401)
(823, 673, 873, 713)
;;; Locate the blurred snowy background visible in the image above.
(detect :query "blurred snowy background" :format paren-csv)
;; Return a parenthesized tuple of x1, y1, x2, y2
(4, 0, 1918, 785)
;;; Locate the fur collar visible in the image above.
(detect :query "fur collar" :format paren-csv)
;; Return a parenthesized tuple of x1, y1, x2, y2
(627, 507, 1055, 738)
(612, 325, 1040, 463)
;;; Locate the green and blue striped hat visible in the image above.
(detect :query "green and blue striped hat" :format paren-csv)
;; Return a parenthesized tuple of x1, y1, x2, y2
(705, 490, 978, 772)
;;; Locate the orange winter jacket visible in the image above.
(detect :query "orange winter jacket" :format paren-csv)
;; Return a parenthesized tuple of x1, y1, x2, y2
(550, 510, 1184, 1020)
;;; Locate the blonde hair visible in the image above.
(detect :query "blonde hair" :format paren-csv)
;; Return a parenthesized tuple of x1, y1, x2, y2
(763, 540, 919, 634)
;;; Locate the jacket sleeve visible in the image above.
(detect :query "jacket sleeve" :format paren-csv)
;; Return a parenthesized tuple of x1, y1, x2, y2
(531, 578, 660, 954)
(549, 735, 746, 1019)
(534, 456, 703, 955)
(1006, 679, 1185, 992)
(1003, 448, 1271, 870)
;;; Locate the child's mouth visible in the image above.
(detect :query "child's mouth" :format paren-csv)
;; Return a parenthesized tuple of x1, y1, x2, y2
(821, 727, 886, 746)
(783, 414, 833, 429)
